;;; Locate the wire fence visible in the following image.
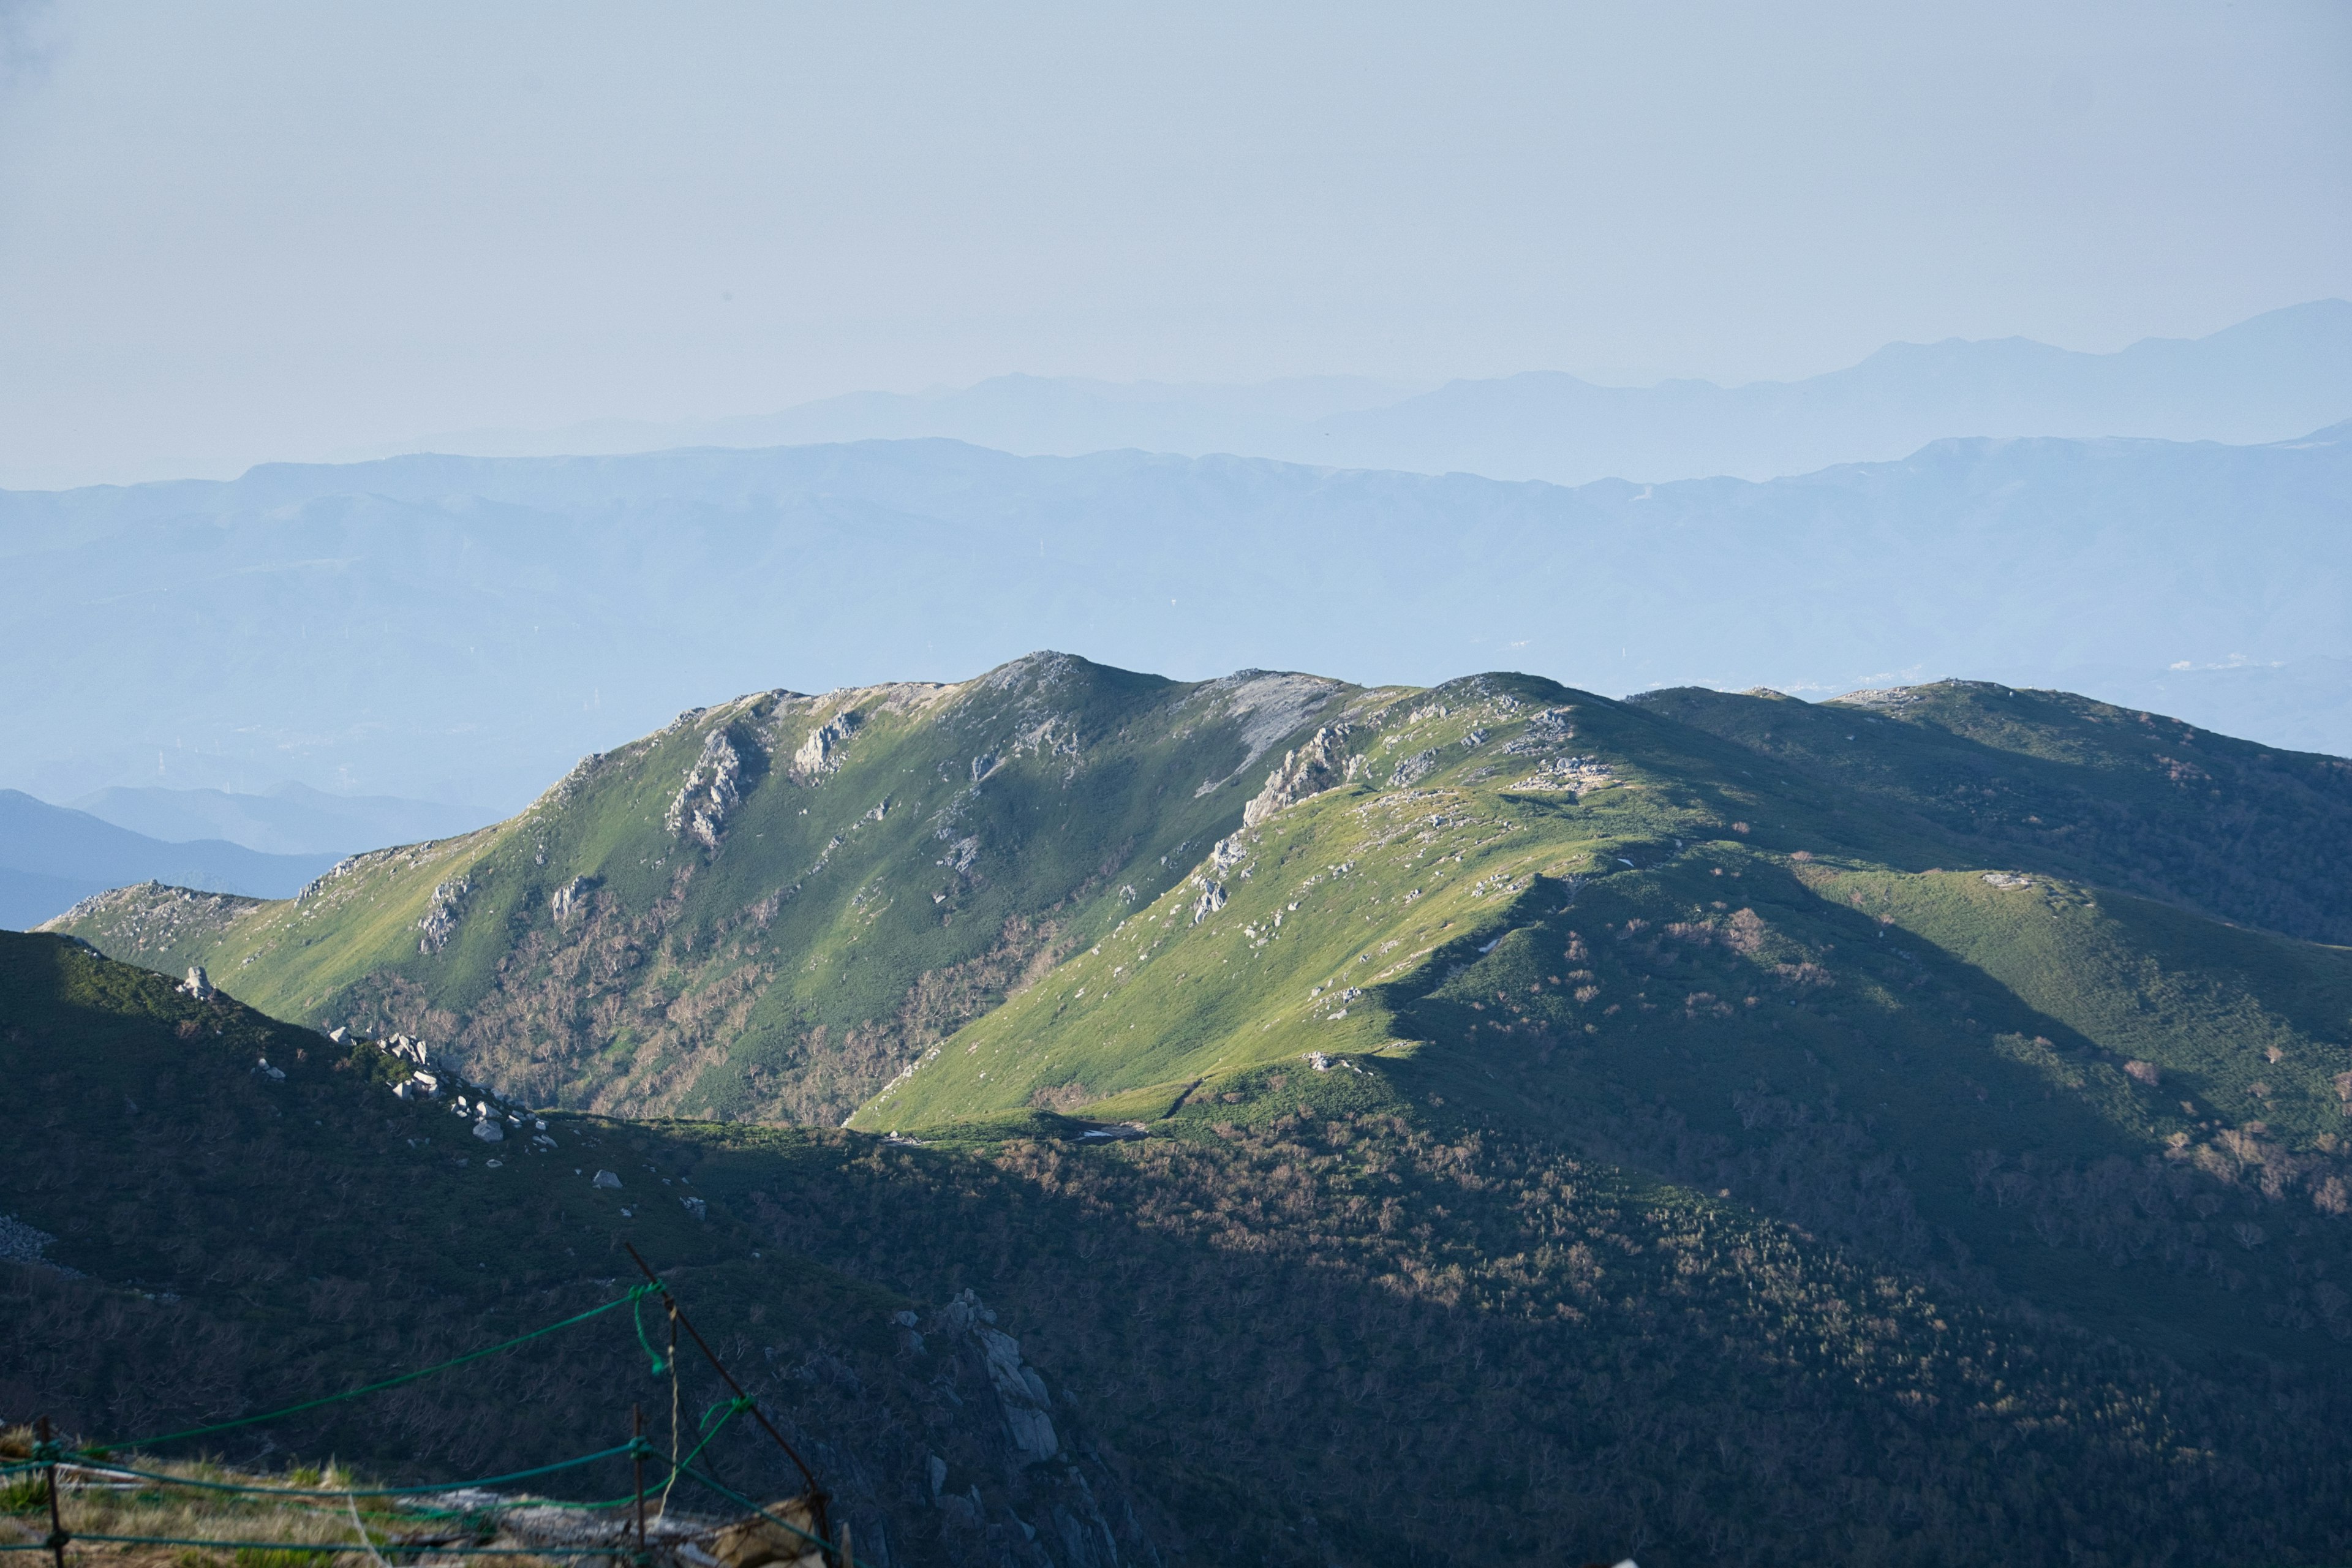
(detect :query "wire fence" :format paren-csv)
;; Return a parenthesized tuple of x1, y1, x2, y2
(2, 1250, 852, 1568)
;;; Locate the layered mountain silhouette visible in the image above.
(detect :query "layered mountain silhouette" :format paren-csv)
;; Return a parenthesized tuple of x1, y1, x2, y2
(420, 300, 2352, 484)
(0, 790, 338, 928)
(6, 419, 2347, 814)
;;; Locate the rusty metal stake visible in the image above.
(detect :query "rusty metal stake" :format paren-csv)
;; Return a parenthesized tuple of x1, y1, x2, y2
(632, 1404, 647, 1559)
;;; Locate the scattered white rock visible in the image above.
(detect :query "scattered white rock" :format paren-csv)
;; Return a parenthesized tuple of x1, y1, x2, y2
(253, 1057, 286, 1082)
(593, 1170, 624, 1189)
(1389, 749, 1442, 788)
(1982, 871, 2034, 890)
(681, 1196, 707, 1221)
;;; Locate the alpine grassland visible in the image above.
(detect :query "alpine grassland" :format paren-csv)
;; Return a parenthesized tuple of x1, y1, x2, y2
(24, 653, 2352, 1564)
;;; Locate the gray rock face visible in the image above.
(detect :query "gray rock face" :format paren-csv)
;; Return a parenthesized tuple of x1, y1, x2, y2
(417, 876, 471, 955)
(1241, 723, 1353, 828)
(592, 1169, 623, 1189)
(178, 965, 214, 1001)
(668, 728, 748, 850)
(471, 1119, 505, 1144)
(1190, 881, 1227, 924)
(793, 709, 862, 777)
(976, 1325, 1060, 1464)
(550, 875, 597, 926)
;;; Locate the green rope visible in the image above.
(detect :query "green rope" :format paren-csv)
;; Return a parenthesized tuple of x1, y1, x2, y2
(631, 1291, 669, 1376)
(94, 1284, 662, 1455)
(82, 1445, 637, 1501)
(660, 1395, 755, 1492)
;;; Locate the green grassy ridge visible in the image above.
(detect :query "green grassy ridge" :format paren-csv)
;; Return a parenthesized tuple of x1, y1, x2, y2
(856, 665, 2075, 1126)
(44, 655, 1373, 1125)
(864, 678, 2352, 1366)
(1638, 679, 2352, 944)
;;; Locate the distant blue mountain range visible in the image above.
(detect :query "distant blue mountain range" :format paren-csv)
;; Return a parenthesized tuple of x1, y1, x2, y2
(0, 791, 337, 930)
(413, 300, 2352, 485)
(4, 419, 2346, 818)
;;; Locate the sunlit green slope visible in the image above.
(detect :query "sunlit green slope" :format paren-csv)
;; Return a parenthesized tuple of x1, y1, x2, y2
(48, 654, 1370, 1123)
(861, 674, 2352, 1364)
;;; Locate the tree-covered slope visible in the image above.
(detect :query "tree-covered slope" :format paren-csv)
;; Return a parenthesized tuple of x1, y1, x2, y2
(13, 930, 2352, 1566)
(0, 929, 1170, 1568)
(48, 654, 1368, 1124)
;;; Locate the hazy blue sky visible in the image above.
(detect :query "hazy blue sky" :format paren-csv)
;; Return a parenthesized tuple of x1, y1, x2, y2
(1, 0, 2346, 488)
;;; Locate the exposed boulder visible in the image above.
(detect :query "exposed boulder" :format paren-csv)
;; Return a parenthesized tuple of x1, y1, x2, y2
(178, 965, 214, 1001)
(1242, 724, 1352, 828)
(472, 1119, 505, 1144)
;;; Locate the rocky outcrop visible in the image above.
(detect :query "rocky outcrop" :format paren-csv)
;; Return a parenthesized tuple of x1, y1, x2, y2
(417, 876, 472, 955)
(550, 876, 597, 927)
(178, 965, 214, 1001)
(670, 729, 749, 850)
(931, 1291, 1060, 1464)
(793, 710, 862, 778)
(1240, 724, 1352, 827)
(889, 1288, 1153, 1568)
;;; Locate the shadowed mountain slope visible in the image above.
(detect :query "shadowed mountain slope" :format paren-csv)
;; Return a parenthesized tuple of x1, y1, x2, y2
(11, 915, 2352, 1566)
